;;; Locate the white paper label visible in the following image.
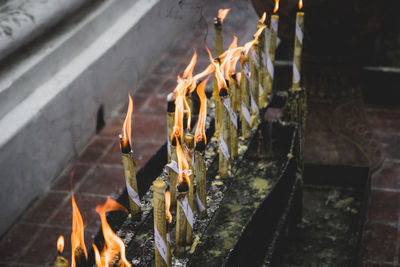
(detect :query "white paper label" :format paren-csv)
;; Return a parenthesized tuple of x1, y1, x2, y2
(126, 181, 141, 207)
(293, 62, 300, 83)
(167, 232, 171, 244)
(252, 49, 258, 66)
(296, 23, 303, 45)
(241, 102, 251, 125)
(261, 52, 267, 66)
(182, 196, 194, 228)
(271, 18, 278, 33)
(154, 224, 168, 264)
(167, 138, 171, 157)
(223, 98, 238, 129)
(196, 191, 206, 212)
(250, 91, 259, 113)
(166, 160, 179, 174)
(219, 135, 230, 160)
(244, 63, 250, 80)
(267, 56, 274, 78)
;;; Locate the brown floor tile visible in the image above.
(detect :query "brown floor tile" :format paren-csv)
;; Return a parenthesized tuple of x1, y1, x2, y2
(379, 134, 400, 160)
(100, 141, 122, 166)
(137, 94, 166, 116)
(76, 166, 125, 198)
(372, 159, 400, 190)
(131, 114, 166, 144)
(133, 141, 164, 169)
(0, 223, 42, 262)
(361, 261, 397, 267)
(360, 222, 398, 263)
(97, 116, 124, 139)
(22, 192, 68, 224)
(135, 76, 163, 96)
(50, 164, 91, 191)
(368, 190, 400, 223)
(76, 138, 114, 164)
(50, 194, 108, 232)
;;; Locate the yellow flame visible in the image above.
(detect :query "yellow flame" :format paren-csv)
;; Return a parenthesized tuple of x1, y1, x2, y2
(217, 9, 230, 23)
(95, 197, 130, 267)
(299, 0, 303, 10)
(71, 194, 87, 267)
(274, 0, 280, 13)
(121, 94, 133, 151)
(259, 12, 266, 23)
(57, 235, 64, 254)
(205, 46, 227, 90)
(165, 191, 172, 223)
(194, 78, 209, 144)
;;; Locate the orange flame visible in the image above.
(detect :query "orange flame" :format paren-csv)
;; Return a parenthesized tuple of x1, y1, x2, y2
(183, 51, 197, 83)
(217, 9, 230, 23)
(299, 0, 303, 10)
(94, 197, 130, 267)
(194, 78, 209, 144)
(71, 194, 87, 267)
(57, 235, 64, 254)
(165, 191, 172, 223)
(176, 136, 191, 186)
(259, 12, 266, 23)
(220, 36, 240, 78)
(172, 79, 186, 140)
(205, 46, 227, 90)
(121, 94, 133, 151)
(242, 24, 266, 55)
(274, 0, 280, 13)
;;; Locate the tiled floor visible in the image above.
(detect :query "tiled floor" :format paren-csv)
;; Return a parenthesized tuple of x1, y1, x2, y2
(0, 0, 399, 266)
(360, 107, 400, 267)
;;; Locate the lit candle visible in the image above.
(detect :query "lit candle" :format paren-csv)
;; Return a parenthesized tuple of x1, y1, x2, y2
(258, 12, 268, 108)
(228, 73, 239, 159)
(239, 54, 252, 139)
(218, 87, 231, 178)
(214, 9, 230, 138)
(54, 235, 68, 267)
(292, 0, 304, 91)
(265, 1, 279, 101)
(194, 78, 208, 219)
(153, 178, 171, 267)
(119, 94, 141, 219)
(184, 133, 195, 245)
(175, 137, 192, 257)
(166, 92, 175, 163)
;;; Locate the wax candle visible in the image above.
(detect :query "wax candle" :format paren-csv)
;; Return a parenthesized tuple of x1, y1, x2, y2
(292, 0, 304, 91)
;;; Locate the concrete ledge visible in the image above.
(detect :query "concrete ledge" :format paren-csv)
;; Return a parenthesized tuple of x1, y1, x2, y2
(0, 0, 202, 235)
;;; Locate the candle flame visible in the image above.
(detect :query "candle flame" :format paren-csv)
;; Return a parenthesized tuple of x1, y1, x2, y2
(217, 9, 230, 23)
(194, 78, 209, 145)
(259, 12, 266, 23)
(176, 136, 191, 186)
(299, 0, 303, 10)
(71, 194, 87, 267)
(94, 197, 130, 267)
(274, 0, 280, 13)
(205, 46, 227, 91)
(121, 94, 133, 151)
(165, 190, 172, 223)
(57, 235, 64, 254)
(183, 51, 197, 91)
